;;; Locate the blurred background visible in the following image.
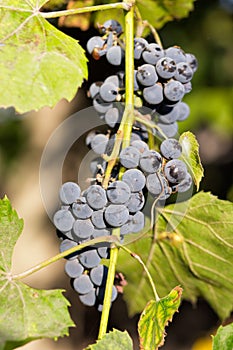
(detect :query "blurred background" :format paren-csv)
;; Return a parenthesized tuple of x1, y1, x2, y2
(0, 0, 232, 349)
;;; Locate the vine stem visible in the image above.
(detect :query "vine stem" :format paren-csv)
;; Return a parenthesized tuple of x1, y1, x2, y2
(119, 244, 160, 301)
(98, 0, 135, 340)
(11, 236, 118, 281)
(40, 2, 131, 19)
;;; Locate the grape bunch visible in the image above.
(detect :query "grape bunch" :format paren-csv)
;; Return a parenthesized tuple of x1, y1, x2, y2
(87, 20, 197, 137)
(53, 20, 195, 311)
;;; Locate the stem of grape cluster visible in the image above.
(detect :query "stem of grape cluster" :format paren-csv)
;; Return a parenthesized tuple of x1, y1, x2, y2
(98, 0, 135, 339)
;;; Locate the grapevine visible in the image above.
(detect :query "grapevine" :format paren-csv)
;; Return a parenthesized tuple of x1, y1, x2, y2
(0, 1, 233, 350)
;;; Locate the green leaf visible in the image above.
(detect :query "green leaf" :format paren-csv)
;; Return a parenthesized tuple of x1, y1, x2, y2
(212, 323, 233, 350)
(0, 197, 74, 350)
(138, 287, 182, 350)
(86, 329, 133, 350)
(136, 0, 196, 30)
(179, 131, 204, 190)
(117, 192, 233, 319)
(0, 0, 88, 113)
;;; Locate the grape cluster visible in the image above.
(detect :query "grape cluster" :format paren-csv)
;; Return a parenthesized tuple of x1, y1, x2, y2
(87, 21, 197, 137)
(53, 20, 196, 310)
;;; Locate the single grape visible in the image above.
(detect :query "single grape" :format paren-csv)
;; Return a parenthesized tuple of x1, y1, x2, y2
(126, 191, 145, 213)
(87, 36, 105, 55)
(72, 198, 93, 219)
(86, 185, 108, 210)
(106, 46, 123, 66)
(119, 146, 141, 168)
(134, 70, 139, 91)
(104, 204, 129, 227)
(131, 211, 145, 233)
(97, 246, 110, 259)
(157, 106, 179, 124)
(164, 159, 188, 184)
(104, 107, 120, 128)
(175, 102, 190, 121)
(134, 37, 148, 59)
(59, 182, 81, 205)
(160, 138, 182, 160)
(131, 140, 149, 154)
(59, 239, 78, 260)
(79, 249, 101, 269)
(137, 64, 158, 87)
(90, 265, 108, 286)
(174, 61, 193, 83)
(79, 289, 96, 307)
(122, 168, 146, 192)
(164, 80, 185, 102)
(53, 209, 75, 232)
(102, 20, 122, 35)
(65, 259, 84, 278)
(143, 83, 163, 105)
(139, 150, 162, 173)
(91, 209, 106, 229)
(88, 81, 103, 98)
(120, 217, 133, 235)
(93, 95, 113, 114)
(96, 285, 118, 303)
(177, 172, 193, 192)
(156, 57, 176, 79)
(90, 133, 109, 155)
(146, 173, 163, 196)
(142, 43, 164, 65)
(183, 82, 192, 94)
(73, 219, 94, 239)
(104, 75, 120, 87)
(99, 82, 118, 102)
(165, 46, 186, 63)
(156, 122, 178, 138)
(185, 53, 198, 73)
(106, 180, 131, 204)
(73, 274, 94, 294)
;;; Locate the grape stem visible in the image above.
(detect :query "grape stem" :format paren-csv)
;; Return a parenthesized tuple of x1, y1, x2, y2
(40, 2, 131, 19)
(134, 111, 168, 140)
(119, 244, 160, 301)
(11, 236, 118, 281)
(98, 0, 135, 340)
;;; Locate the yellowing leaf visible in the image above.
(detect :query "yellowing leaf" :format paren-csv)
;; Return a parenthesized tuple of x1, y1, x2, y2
(138, 287, 182, 350)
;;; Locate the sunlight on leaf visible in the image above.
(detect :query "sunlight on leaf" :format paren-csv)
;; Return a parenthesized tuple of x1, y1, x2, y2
(118, 192, 233, 320)
(0, 0, 88, 113)
(212, 323, 233, 350)
(0, 197, 74, 350)
(180, 131, 204, 190)
(86, 329, 133, 350)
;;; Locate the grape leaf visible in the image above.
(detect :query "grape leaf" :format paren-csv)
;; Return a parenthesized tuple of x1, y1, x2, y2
(86, 329, 133, 350)
(117, 192, 233, 319)
(58, 1, 94, 30)
(180, 131, 204, 190)
(0, 0, 88, 113)
(0, 197, 74, 349)
(138, 287, 182, 350)
(136, 0, 196, 30)
(212, 323, 233, 350)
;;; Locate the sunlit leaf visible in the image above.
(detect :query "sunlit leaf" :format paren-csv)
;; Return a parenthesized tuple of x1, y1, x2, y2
(212, 323, 233, 350)
(0, 197, 74, 350)
(86, 329, 133, 350)
(118, 192, 233, 320)
(138, 287, 182, 349)
(0, 0, 88, 113)
(180, 131, 204, 190)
